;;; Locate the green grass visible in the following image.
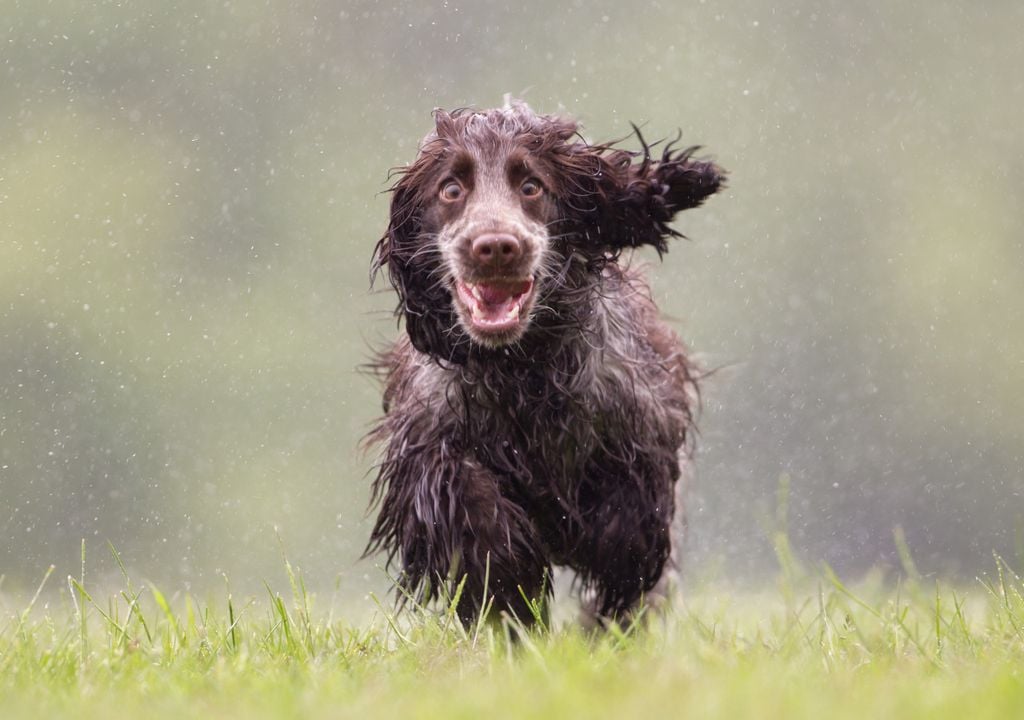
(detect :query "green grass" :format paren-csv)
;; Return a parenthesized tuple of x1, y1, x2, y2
(2, 547, 1024, 719)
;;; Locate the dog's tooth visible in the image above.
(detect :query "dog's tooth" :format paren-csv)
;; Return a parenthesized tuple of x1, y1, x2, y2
(471, 284, 483, 302)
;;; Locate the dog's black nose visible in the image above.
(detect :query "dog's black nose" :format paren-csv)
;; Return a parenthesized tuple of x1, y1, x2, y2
(471, 233, 522, 267)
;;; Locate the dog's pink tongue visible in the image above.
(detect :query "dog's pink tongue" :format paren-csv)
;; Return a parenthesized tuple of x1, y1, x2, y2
(472, 281, 530, 323)
(477, 283, 517, 306)
(473, 283, 514, 322)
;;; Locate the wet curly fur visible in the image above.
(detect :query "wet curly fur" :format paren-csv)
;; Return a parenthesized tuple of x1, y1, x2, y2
(365, 101, 725, 624)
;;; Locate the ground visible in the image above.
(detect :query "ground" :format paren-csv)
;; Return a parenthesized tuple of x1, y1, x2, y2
(2, 554, 1024, 719)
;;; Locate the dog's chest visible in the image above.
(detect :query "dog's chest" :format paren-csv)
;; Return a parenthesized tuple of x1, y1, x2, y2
(461, 373, 613, 485)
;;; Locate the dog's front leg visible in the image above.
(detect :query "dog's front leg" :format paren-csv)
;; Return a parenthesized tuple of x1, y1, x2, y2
(368, 428, 550, 625)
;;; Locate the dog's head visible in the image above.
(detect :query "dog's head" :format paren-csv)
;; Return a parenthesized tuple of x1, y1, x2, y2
(373, 100, 725, 360)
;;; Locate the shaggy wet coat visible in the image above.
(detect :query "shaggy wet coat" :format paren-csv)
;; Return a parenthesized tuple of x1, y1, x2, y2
(366, 102, 725, 623)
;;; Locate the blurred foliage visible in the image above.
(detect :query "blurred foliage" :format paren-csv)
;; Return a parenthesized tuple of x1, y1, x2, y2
(1, 0, 1022, 595)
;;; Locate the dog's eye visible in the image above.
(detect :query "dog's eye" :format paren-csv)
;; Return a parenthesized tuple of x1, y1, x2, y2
(520, 178, 543, 198)
(440, 180, 463, 202)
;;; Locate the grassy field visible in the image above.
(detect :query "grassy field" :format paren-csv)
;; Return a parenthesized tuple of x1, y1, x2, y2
(2, 548, 1024, 719)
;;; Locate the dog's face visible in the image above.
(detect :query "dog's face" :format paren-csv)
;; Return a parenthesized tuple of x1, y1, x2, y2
(426, 141, 557, 347)
(378, 105, 577, 353)
(375, 102, 725, 360)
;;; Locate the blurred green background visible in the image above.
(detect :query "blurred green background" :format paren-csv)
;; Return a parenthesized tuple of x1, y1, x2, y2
(2, 0, 1022, 598)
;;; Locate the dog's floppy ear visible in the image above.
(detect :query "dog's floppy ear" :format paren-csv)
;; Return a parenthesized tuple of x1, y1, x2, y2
(372, 110, 454, 288)
(372, 122, 471, 362)
(553, 129, 726, 255)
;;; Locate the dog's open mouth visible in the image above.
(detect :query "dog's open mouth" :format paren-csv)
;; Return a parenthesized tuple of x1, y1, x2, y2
(454, 278, 535, 336)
